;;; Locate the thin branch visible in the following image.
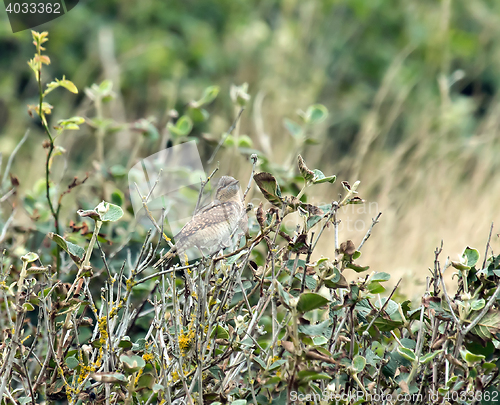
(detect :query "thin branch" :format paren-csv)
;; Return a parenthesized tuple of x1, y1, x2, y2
(1, 129, 29, 186)
(463, 279, 500, 334)
(135, 263, 196, 286)
(0, 208, 16, 244)
(364, 278, 402, 336)
(482, 222, 494, 270)
(357, 212, 382, 251)
(134, 180, 174, 249)
(243, 154, 258, 201)
(194, 165, 219, 215)
(0, 188, 15, 203)
(437, 255, 460, 327)
(207, 107, 245, 164)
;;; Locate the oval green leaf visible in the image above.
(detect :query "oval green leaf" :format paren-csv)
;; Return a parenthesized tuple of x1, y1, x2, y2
(296, 292, 329, 313)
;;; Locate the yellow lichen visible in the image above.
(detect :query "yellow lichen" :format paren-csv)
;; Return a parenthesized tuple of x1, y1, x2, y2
(98, 316, 108, 344)
(178, 327, 195, 356)
(142, 352, 154, 362)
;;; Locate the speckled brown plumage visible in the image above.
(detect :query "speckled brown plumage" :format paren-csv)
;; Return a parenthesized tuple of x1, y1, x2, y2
(153, 176, 246, 268)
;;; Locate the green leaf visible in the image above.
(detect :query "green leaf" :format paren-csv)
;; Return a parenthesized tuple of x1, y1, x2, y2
(269, 359, 287, 371)
(306, 104, 328, 124)
(369, 272, 390, 282)
(44, 76, 78, 97)
(352, 355, 366, 373)
(23, 302, 35, 311)
(111, 190, 125, 206)
(230, 400, 247, 405)
(397, 347, 416, 362)
(238, 135, 253, 148)
(99, 80, 113, 93)
(193, 85, 220, 107)
(49, 233, 86, 264)
(284, 118, 303, 139)
(367, 281, 385, 294)
(470, 310, 500, 340)
(462, 246, 480, 267)
(189, 106, 210, 122)
(471, 298, 485, 311)
(223, 133, 234, 146)
(296, 293, 329, 313)
(276, 281, 291, 308)
(176, 115, 193, 135)
(58, 78, 78, 94)
(308, 169, 337, 185)
(312, 173, 336, 184)
(226, 250, 247, 264)
(120, 355, 145, 372)
(137, 373, 155, 389)
(211, 326, 229, 339)
(254, 357, 266, 369)
(118, 337, 133, 349)
(56, 116, 85, 131)
(95, 201, 124, 222)
(21, 252, 39, 263)
(253, 172, 282, 206)
(312, 336, 328, 345)
(460, 349, 485, 366)
(324, 270, 348, 289)
(419, 350, 443, 364)
(153, 383, 164, 392)
(346, 263, 370, 273)
(167, 115, 193, 137)
(482, 362, 497, 371)
(297, 371, 332, 383)
(298, 320, 331, 336)
(367, 272, 390, 293)
(132, 338, 147, 351)
(65, 355, 80, 370)
(294, 272, 317, 290)
(451, 261, 470, 271)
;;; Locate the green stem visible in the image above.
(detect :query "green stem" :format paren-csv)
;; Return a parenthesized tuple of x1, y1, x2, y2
(83, 220, 102, 268)
(296, 182, 309, 200)
(38, 49, 61, 271)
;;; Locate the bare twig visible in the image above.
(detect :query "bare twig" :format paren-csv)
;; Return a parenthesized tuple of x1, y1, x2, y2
(482, 222, 494, 270)
(364, 278, 402, 335)
(463, 279, 500, 335)
(243, 154, 258, 201)
(0, 208, 16, 244)
(134, 179, 174, 249)
(194, 165, 219, 215)
(436, 255, 460, 327)
(357, 212, 382, 251)
(207, 107, 244, 164)
(1, 129, 29, 187)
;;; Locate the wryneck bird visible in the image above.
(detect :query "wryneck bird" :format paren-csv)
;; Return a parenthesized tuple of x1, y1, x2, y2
(153, 176, 247, 269)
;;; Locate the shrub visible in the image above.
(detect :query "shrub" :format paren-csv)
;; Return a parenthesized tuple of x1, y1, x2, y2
(0, 31, 499, 405)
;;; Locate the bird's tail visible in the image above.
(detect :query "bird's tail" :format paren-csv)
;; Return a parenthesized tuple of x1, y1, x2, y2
(153, 247, 177, 269)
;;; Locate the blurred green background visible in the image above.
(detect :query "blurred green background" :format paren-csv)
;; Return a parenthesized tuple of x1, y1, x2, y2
(1, 0, 499, 296)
